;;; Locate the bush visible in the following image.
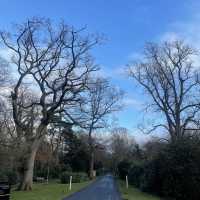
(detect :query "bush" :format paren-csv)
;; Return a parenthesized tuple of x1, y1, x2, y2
(126, 137, 200, 200)
(0, 171, 8, 182)
(60, 171, 89, 184)
(0, 170, 18, 185)
(155, 138, 200, 200)
(61, 164, 72, 172)
(96, 168, 108, 176)
(6, 170, 18, 185)
(128, 162, 144, 188)
(117, 160, 131, 179)
(49, 166, 62, 179)
(139, 160, 162, 194)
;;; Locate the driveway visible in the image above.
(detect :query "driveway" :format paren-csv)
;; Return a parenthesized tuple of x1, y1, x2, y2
(63, 175, 122, 200)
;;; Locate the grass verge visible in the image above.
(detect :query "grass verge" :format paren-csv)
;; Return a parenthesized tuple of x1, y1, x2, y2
(118, 180, 162, 200)
(11, 180, 92, 200)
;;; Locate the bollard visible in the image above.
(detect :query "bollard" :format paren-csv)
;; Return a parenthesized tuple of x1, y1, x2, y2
(69, 176, 72, 191)
(126, 175, 129, 189)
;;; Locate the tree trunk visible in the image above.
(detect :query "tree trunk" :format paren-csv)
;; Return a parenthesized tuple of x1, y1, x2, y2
(88, 127, 95, 179)
(18, 124, 47, 190)
(89, 150, 95, 179)
(18, 138, 42, 190)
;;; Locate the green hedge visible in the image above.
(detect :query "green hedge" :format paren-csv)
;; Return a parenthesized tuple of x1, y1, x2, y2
(0, 170, 18, 185)
(117, 160, 131, 179)
(60, 171, 89, 184)
(120, 137, 200, 200)
(128, 162, 144, 188)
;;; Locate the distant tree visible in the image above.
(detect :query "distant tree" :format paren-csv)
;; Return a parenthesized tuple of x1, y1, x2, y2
(0, 18, 99, 190)
(128, 41, 200, 141)
(110, 127, 136, 174)
(0, 56, 10, 86)
(70, 78, 123, 179)
(62, 130, 90, 172)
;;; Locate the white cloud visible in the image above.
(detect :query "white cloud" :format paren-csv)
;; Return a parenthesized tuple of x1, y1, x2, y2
(128, 52, 144, 61)
(0, 48, 13, 61)
(157, 13, 200, 69)
(94, 65, 127, 83)
(129, 10, 200, 67)
(159, 12, 200, 49)
(160, 32, 180, 43)
(129, 128, 152, 144)
(123, 97, 142, 110)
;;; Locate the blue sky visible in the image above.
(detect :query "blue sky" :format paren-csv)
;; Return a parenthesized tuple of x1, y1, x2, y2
(1, 0, 200, 141)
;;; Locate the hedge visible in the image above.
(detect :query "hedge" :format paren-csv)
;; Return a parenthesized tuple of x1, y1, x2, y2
(118, 137, 200, 200)
(60, 171, 89, 184)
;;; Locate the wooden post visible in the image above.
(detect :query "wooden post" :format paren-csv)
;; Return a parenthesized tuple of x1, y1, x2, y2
(126, 175, 129, 189)
(46, 166, 50, 184)
(69, 176, 72, 191)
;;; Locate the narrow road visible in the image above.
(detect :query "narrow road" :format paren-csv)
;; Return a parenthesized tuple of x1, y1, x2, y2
(63, 175, 122, 200)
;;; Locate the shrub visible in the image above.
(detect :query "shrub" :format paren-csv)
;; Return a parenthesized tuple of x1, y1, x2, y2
(61, 164, 72, 172)
(124, 136, 200, 200)
(128, 162, 144, 187)
(72, 172, 89, 183)
(156, 138, 200, 200)
(96, 168, 108, 176)
(49, 166, 62, 179)
(117, 160, 131, 179)
(0, 171, 8, 182)
(0, 170, 18, 185)
(60, 171, 89, 184)
(139, 160, 162, 195)
(6, 170, 18, 185)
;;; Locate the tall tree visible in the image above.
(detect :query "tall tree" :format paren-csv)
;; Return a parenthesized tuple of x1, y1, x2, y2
(128, 41, 200, 141)
(0, 18, 99, 190)
(62, 130, 90, 172)
(109, 127, 136, 173)
(69, 78, 123, 178)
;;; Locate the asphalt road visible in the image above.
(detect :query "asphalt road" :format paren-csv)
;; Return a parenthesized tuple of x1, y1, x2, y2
(63, 175, 122, 200)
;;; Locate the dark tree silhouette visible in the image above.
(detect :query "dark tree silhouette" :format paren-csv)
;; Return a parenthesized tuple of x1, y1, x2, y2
(0, 18, 99, 190)
(129, 41, 200, 141)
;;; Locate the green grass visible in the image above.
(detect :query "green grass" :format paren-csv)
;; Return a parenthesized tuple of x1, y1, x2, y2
(118, 180, 162, 200)
(11, 180, 92, 200)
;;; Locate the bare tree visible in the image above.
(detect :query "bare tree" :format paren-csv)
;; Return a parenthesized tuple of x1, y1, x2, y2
(128, 40, 200, 141)
(109, 127, 136, 174)
(0, 18, 99, 190)
(67, 78, 123, 178)
(0, 57, 12, 150)
(0, 56, 10, 85)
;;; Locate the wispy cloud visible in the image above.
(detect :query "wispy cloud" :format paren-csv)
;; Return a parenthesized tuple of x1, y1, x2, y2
(0, 48, 13, 61)
(123, 97, 143, 110)
(159, 8, 200, 48)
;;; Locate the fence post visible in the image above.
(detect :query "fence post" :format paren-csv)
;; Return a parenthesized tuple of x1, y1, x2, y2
(46, 166, 50, 184)
(69, 176, 72, 191)
(126, 175, 129, 189)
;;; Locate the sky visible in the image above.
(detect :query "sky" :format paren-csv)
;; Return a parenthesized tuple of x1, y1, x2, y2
(1, 0, 200, 142)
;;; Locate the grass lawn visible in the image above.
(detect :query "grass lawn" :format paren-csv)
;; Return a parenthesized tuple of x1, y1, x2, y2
(11, 180, 92, 200)
(118, 180, 162, 200)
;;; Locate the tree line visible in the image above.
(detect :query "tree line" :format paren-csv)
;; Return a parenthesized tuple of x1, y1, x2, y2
(1, 17, 200, 200)
(117, 40, 200, 200)
(0, 18, 123, 190)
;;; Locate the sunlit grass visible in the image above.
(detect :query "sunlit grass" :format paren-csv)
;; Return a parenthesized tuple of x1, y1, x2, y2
(11, 180, 92, 200)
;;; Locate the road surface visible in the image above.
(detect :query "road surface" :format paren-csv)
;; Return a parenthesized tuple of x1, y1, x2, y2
(63, 175, 122, 200)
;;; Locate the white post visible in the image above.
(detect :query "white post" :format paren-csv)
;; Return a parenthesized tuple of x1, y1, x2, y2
(126, 175, 129, 189)
(69, 176, 72, 191)
(46, 166, 50, 184)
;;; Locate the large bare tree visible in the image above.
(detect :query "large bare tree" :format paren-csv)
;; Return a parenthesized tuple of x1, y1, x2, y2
(128, 41, 200, 141)
(68, 78, 123, 179)
(0, 18, 99, 190)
